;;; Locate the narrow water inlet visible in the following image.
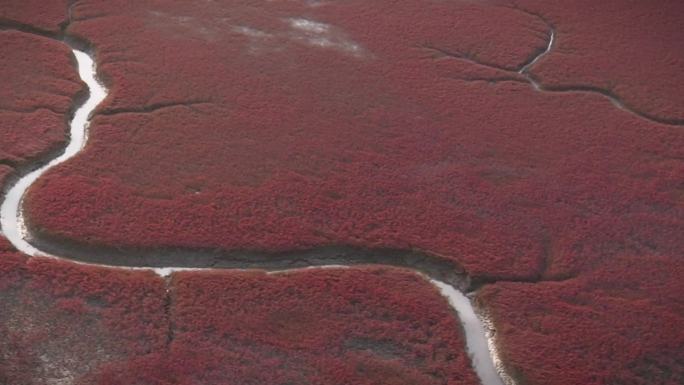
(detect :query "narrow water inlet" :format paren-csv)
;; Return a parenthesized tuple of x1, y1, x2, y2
(432, 280, 507, 385)
(518, 29, 554, 75)
(0, 44, 510, 385)
(1, 49, 107, 255)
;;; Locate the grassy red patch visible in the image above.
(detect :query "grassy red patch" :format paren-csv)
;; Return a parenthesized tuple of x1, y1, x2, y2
(83, 267, 479, 385)
(478, 254, 684, 384)
(1, 1, 683, 384)
(0, 251, 167, 384)
(23, 0, 684, 282)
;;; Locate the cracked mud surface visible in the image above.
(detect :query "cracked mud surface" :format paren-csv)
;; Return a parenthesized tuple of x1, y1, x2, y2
(1, 0, 683, 384)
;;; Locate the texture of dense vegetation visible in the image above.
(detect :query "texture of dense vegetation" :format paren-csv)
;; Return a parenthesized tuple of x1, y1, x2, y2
(1, 0, 683, 384)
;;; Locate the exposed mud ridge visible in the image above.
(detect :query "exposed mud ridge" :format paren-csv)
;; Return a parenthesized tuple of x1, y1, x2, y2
(26, 233, 473, 288)
(97, 99, 214, 116)
(426, 5, 684, 127)
(0, 17, 60, 39)
(24, 222, 573, 291)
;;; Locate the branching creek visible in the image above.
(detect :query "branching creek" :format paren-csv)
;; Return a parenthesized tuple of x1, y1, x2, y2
(6, 5, 677, 383)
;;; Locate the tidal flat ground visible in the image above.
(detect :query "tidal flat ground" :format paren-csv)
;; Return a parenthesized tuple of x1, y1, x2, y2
(0, 1, 683, 384)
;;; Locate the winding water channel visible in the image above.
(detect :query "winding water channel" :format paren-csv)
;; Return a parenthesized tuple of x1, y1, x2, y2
(1, 50, 106, 256)
(4, 5, 682, 382)
(0, 44, 510, 385)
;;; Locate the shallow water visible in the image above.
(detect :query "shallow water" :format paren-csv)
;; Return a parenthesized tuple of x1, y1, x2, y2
(432, 279, 506, 385)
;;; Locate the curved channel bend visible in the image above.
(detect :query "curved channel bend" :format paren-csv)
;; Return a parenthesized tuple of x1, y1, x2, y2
(0, 48, 509, 385)
(1, 50, 106, 255)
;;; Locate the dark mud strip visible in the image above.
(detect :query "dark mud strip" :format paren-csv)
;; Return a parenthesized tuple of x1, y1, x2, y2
(24, 235, 473, 289)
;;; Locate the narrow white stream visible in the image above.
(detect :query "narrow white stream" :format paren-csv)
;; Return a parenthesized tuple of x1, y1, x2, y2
(519, 30, 554, 75)
(519, 30, 554, 91)
(432, 280, 507, 385)
(1, 50, 107, 255)
(0, 47, 509, 385)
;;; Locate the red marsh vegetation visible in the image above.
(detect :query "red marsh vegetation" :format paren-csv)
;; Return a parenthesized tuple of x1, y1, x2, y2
(84, 267, 479, 385)
(0, 247, 168, 384)
(478, 254, 684, 385)
(0, 30, 83, 189)
(0, 0, 70, 34)
(1, 0, 683, 384)
(24, 0, 684, 282)
(0, 252, 479, 385)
